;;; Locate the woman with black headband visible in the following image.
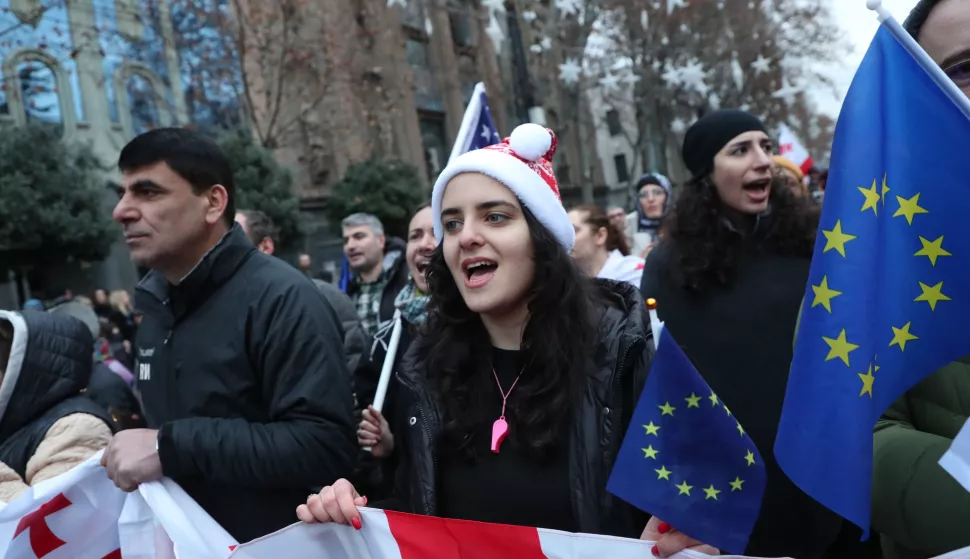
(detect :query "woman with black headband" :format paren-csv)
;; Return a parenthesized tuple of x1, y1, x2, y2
(639, 110, 838, 558)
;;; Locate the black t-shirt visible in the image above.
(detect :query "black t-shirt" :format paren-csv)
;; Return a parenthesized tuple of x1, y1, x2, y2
(437, 347, 577, 532)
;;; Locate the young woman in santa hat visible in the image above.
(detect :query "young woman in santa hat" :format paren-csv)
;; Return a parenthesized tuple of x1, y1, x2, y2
(299, 124, 717, 557)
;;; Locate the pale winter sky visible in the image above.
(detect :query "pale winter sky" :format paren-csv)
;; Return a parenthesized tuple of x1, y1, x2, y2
(814, 0, 920, 115)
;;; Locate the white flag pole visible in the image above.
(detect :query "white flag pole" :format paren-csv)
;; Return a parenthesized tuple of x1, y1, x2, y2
(362, 309, 403, 453)
(866, 0, 970, 121)
(646, 298, 664, 352)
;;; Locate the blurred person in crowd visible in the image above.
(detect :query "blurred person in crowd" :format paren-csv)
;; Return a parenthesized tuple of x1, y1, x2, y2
(639, 110, 836, 559)
(236, 208, 367, 376)
(353, 204, 435, 500)
(773, 156, 810, 198)
(864, 5, 970, 559)
(234, 210, 276, 255)
(606, 206, 627, 231)
(298, 253, 313, 276)
(108, 289, 137, 342)
(106, 127, 356, 542)
(0, 310, 115, 503)
(300, 124, 717, 557)
(630, 173, 672, 258)
(568, 204, 644, 287)
(93, 289, 109, 306)
(342, 213, 409, 337)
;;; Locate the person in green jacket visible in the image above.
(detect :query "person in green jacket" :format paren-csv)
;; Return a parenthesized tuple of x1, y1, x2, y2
(871, 4, 970, 558)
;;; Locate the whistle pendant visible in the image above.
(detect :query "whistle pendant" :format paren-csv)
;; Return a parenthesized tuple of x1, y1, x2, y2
(491, 418, 509, 453)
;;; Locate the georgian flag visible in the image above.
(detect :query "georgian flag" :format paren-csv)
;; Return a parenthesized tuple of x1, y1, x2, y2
(0, 453, 236, 559)
(230, 508, 784, 559)
(777, 124, 814, 175)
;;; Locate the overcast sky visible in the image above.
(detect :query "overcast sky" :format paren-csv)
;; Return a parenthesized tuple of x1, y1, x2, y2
(814, 0, 920, 115)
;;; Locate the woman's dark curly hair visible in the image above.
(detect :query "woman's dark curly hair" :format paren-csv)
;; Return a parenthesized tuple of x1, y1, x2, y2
(664, 173, 820, 293)
(416, 208, 599, 462)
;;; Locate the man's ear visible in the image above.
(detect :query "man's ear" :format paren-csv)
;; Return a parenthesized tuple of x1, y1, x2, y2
(205, 185, 230, 226)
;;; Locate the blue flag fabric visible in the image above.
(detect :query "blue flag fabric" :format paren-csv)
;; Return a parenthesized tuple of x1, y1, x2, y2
(449, 83, 501, 162)
(607, 328, 767, 555)
(338, 253, 352, 294)
(774, 25, 970, 533)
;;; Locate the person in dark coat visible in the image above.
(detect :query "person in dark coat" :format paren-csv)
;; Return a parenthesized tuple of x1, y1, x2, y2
(102, 128, 357, 543)
(342, 213, 410, 337)
(235, 209, 367, 375)
(638, 110, 840, 559)
(352, 204, 434, 500)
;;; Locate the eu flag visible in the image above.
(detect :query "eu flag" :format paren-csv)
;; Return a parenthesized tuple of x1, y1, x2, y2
(774, 24, 970, 533)
(607, 328, 767, 555)
(447, 82, 501, 164)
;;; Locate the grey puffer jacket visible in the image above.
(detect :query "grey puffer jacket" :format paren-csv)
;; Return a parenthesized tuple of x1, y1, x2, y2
(313, 280, 368, 375)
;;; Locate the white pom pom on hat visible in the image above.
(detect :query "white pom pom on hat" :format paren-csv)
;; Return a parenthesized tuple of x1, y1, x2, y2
(430, 123, 574, 251)
(508, 122, 554, 162)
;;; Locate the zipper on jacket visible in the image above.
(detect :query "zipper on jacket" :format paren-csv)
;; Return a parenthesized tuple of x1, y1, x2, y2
(415, 400, 437, 516)
(602, 336, 643, 522)
(399, 370, 438, 516)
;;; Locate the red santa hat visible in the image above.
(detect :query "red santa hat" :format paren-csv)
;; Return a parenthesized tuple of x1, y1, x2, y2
(431, 123, 574, 251)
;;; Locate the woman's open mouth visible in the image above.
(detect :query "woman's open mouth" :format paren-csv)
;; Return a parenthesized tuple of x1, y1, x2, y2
(462, 258, 498, 288)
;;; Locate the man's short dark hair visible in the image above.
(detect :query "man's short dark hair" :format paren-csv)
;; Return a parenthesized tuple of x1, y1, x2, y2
(118, 127, 235, 227)
(238, 209, 278, 245)
(904, 0, 942, 41)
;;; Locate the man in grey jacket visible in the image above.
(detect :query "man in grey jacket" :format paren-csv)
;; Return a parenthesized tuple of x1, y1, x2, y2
(235, 210, 367, 374)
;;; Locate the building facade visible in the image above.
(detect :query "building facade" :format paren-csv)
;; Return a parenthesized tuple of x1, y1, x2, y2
(0, 0, 191, 308)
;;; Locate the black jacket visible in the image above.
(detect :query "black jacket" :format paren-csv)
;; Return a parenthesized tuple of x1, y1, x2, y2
(378, 280, 653, 538)
(0, 311, 114, 477)
(88, 362, 146, 430)
(639, 236, 842, 559)
(133, 225, 357, 543)
(347, 237, 410, 327)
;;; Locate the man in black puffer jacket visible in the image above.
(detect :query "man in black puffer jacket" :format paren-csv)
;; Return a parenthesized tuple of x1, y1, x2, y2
(0, 310, 115, 503)
(103, 128, 356, 543)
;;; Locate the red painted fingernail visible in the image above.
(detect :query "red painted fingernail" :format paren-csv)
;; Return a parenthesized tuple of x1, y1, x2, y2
(657, 521, 671, 534)
(651, 544, 660, 557)
(351, 517, 362, 530)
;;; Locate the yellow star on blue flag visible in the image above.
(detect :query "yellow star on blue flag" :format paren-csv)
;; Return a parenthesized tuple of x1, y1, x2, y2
(608, 329, 766, 555)
(774, 21, 970, 535)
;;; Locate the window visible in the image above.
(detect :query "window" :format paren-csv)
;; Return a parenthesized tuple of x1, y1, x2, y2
(127, 73, 160, 136)
(419, 112, 448, 181)
(606, 109, 622, 137)
(400, 0, 426, 32)
(17, 60, 63, 135)
(0, 83, 9, 115)
(406, 39, 442, 111)
(448, 0, 476, 47)
(613, 153, 630, 183)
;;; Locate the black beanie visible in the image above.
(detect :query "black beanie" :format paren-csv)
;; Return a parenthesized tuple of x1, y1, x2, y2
(681, 109, 767, 178)
(903, 0, 942, 41)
